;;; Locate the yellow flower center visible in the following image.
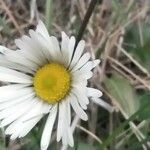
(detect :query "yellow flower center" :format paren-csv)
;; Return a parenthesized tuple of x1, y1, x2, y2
(33, 63, 71, 104)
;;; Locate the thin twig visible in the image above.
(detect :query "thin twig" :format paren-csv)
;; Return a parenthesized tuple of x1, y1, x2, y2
(76, 125, 102, 144)
(99, 39, 111, 82)
(108, 56, 150, 90)
(138, 19, 144, 47)
(116, 44, 150, 76)
(0, 0, 23, 35)
(111, 64, 133, 83)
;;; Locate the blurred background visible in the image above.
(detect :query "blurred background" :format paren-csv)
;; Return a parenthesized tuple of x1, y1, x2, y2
(0, 0, 150, 149)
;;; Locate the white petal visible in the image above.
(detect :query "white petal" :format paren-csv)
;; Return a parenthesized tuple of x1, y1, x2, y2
(4, 50, 39, 71)
(72, 79, 87, 91)
(5, 120, 20, 135)
(79, 70, 93, 79)
(0, 66, 32, 83)
(0, 93, 34, 110)
(0, 87, 33, 102)
(20, 35, 46, 64)
(67, 36, 75, 66)
(67, 128, 74, 147)
(62, 126, 74, 147)
(20, 99, 51, 122)
(0, 84, 27, 96)
(74, 90, 89, 105)
(57, 101, 66, 142)
(29, 30, 58, 61)
(5, 114, 43, 138)
(66, 99, 71, 125)
(0, 97, 36, 127)
(0, 91, 34, 118)
(72, 70, 86, 85)
(10, 116, 42, 139)
(29, 30, 48, 63)
(80, 59, 100, 72)
(1, 97, 36, 127)
(50, 36, 60, 54)
(61, 32, 69, 66)
(0, 55, 34, 74)
(57, 99, 72, 145)
(76, 95, 87, 110)
(91, 97, 114, 113)
(15, 38, 43, 66)
(70, 94, 88, 121)
(29, 30, 55, 62)
(93, 59, 100, 68)
(50, 36, 63, 62)
(79, 61, 93, 71)
(0, 46, 12, 54)
(72, 69, 93, 80)
(10, 129, 21, 140)
(41, 105, 57, 150)
(19, 115, 43, 137)
(36, 20, 50, 39)
(60, 100, 74, 147)
(71, 52, 91, 71)
(72, 89, 87, 110)
(85, 71, 93, 79)
(70, 40, 85, 67)
(61, 32, 69, 52)
(86, 87, 103, 98)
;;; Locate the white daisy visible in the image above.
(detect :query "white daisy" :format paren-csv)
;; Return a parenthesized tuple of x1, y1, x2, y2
(0, 21, 103, 150)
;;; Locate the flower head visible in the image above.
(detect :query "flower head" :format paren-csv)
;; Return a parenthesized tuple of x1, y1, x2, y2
(0, 21, 102, 150)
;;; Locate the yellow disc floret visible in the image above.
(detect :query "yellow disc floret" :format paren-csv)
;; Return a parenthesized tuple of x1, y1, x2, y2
(33, 63, 71, 104)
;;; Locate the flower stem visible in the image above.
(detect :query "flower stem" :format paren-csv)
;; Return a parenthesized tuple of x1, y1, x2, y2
(5, 135, 10, 148)
(74, 0, 103, 49)
(45, 0, 53, 33)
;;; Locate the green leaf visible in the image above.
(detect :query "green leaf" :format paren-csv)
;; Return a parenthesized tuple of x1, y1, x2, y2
(104, 73, 139, 116)
(138, 92, 150, 119)
(124, 23, 150, 71)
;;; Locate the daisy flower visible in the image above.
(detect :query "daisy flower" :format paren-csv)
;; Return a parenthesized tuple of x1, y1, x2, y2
(0, 21, 103, 150)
